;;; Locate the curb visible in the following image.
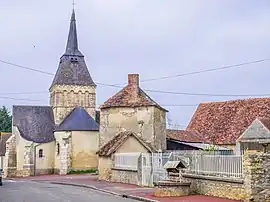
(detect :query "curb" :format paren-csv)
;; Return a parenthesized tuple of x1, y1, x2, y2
(44, 181, 159, 202)
(123, 194, 159, 202)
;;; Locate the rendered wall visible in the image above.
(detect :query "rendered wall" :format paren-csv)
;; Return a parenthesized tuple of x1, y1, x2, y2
(71, 131, 99, 170)
(35, 142, 55, 175)
(100, 106, 166, 151)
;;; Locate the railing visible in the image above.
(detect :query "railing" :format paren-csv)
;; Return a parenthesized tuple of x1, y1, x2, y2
(185, 154, 243, 178)
(166, 150, 234, 158)
(114, 153, 141, 170)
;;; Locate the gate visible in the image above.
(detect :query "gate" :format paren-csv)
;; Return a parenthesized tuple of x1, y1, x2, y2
(141, 153, 168, 187)
(141, 153, 152, 187)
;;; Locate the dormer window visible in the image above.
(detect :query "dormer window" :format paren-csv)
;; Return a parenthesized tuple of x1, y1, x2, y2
(70, 57, 78, 62)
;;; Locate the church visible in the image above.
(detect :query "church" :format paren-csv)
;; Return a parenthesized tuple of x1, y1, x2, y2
(4, 8, 267, 179)
(3, 9, 169, 177)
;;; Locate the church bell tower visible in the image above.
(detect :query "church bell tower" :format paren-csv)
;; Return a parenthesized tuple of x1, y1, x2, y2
(49, 10, 96, 124)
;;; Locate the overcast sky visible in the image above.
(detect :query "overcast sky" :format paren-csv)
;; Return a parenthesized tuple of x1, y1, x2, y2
(0, 0, 270, 128)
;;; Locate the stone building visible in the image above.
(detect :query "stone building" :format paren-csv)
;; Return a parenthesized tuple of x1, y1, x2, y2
(97, 74, 168, 180)
(4, 9, 100, 177)
(50, 9, 96, 124)
(99, 74, 168, 151)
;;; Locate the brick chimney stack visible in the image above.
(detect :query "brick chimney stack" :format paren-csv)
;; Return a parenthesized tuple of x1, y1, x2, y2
(128, 74, 139, 101)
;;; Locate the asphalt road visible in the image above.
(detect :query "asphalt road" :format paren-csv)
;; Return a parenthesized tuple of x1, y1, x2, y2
(0, 180, 137, 202)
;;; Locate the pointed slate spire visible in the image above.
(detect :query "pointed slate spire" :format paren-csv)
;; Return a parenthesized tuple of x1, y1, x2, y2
(50, 9, 96, 88)
(64, 9, 83, 56)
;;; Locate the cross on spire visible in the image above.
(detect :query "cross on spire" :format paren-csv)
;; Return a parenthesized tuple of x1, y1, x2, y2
(72, 0, 76, 10)
(63, 7, 83, 57)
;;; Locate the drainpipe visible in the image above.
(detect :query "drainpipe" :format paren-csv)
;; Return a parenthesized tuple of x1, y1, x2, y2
(33, 143, 41, 176)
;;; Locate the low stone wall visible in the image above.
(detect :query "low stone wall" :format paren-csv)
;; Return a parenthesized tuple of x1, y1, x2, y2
(16, 168, 54, 177)
(111, 168, 138, 185)
(182, 174, 247, 201)
(155, 181, 191, 197)
(4, 167, 17, 178)
(104, 151, 270, 201)
(35, 168, 54, 175)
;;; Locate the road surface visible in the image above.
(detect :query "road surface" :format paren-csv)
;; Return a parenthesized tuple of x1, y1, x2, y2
(0, 179, 137, 202)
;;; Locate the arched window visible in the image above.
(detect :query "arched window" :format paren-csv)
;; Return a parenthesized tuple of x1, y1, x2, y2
(38, 149, 43, 158)
(57, 143, 60, 155)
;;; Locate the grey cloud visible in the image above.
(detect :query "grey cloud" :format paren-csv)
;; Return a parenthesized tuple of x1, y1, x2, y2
(0, 0, 269, 128)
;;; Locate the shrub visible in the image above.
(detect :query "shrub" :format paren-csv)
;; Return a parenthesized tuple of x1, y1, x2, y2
(67, 168, 97, 175)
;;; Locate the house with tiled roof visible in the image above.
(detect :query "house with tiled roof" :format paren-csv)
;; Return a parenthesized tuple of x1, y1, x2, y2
(185, 98, 270, 153)
(4, 9, 100, 178)
(99, 74, 168, 151)
(97, 74, 168, 180)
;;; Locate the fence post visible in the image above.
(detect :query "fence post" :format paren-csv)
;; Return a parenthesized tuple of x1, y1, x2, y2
(151, 152, 154, 186)
(137, 153, 143, 186)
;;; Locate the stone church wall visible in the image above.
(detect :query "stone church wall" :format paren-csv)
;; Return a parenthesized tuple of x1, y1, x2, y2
(54, 131, 71, 174)
(50, 85, 96, 124)
(12, 126, 55, 177)
(35, 142, 55, 175)
(71, 131, 99, 170)
(14, 126, 30, 177)
(99, 106, 166, 151)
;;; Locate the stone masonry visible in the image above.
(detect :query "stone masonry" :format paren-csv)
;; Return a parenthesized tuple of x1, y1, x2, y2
(99, 74, 167, 151)
(50, 85, 96, 124)
(60, 145, 69, 175)
(59, 137, 72, 175)
(243, 151, 270, 202)
(22, 144, 34, 177)
(3, 135, 16, 178)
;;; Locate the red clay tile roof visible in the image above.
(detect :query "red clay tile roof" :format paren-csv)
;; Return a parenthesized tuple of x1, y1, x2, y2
(0, 132, 12, 156)
(97, 131, 156, 157)
(100, 74, 168, 112)
(166, 129, 206, 143)
(186, 98, 270, 145)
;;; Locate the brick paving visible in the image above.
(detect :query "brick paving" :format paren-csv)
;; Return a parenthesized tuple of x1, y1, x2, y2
(12, 174, 241, 202)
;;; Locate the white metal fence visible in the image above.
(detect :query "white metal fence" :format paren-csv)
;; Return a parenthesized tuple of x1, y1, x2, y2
(113, 151, 243, 187)
(114, 153, 140, 170)
(185, 154, 243, 178)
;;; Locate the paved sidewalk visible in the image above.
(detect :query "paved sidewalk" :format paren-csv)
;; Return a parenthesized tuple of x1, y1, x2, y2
(12, 174, 241, 202)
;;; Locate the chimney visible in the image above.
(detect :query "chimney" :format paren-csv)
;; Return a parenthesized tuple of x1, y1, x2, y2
(128, 74, 139, 87)
(128, 74, 139, 100)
